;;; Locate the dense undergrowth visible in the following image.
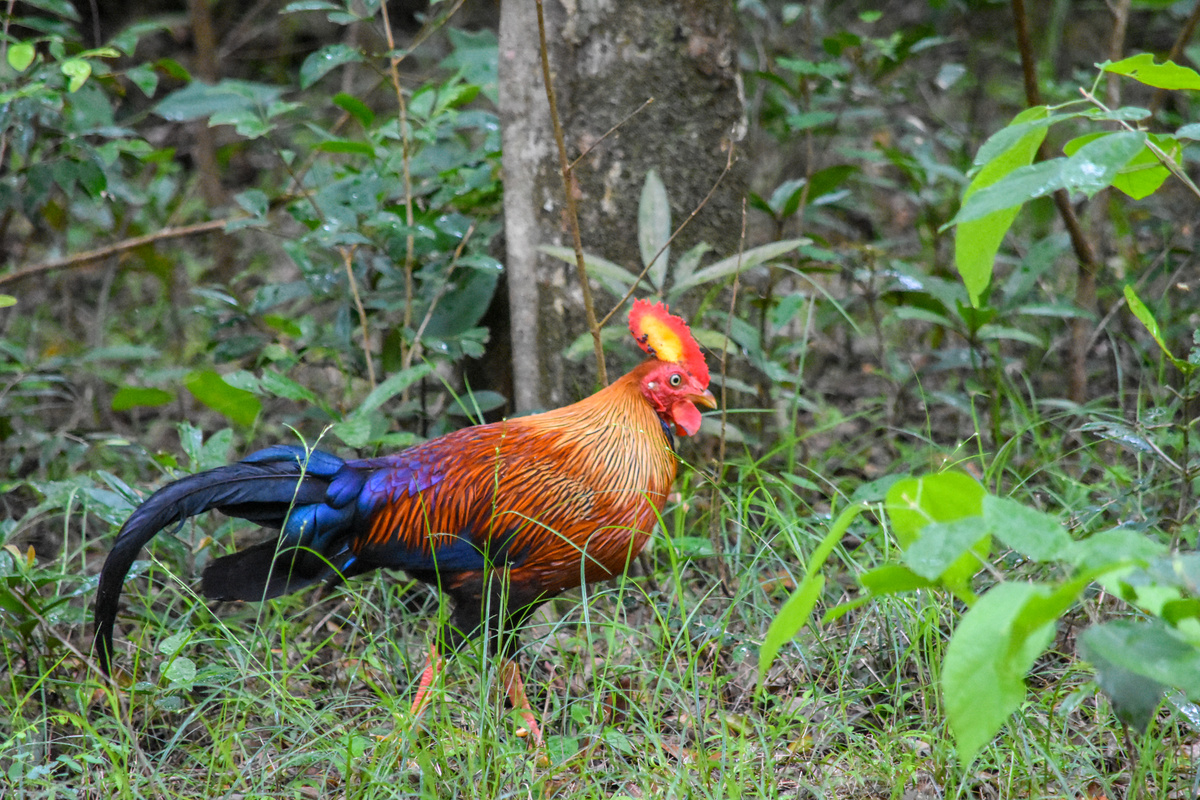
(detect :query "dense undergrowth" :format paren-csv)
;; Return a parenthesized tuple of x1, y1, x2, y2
(4, 0, 1200, 797)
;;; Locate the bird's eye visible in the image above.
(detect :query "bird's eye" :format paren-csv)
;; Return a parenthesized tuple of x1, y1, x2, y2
(669, 373, 682, 387)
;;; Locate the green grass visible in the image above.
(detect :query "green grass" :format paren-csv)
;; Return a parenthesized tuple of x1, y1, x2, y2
(4, 382, 1200, 798)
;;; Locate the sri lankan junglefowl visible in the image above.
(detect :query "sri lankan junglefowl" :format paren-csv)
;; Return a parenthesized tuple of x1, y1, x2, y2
(93, 299, 714, 745)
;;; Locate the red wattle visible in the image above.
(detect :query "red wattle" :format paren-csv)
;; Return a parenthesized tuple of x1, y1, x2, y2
(671, 401, 702, 436)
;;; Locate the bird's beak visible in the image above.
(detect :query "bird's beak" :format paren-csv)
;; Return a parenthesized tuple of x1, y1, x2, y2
(692, 388, 718, 409)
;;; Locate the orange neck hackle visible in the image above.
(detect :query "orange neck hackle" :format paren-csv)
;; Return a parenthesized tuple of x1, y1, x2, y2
(627, 299, 710, 387)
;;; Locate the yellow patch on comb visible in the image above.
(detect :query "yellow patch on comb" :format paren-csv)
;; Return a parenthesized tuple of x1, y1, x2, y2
(638, 314, 685, 362)
(628, 298, 710, 386)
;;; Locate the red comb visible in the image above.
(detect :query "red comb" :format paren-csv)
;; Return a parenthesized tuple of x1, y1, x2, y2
(627, 299, 709, 386)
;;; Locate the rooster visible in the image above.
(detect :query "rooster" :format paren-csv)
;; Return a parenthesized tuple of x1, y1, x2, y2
(93, 299, 714, 745)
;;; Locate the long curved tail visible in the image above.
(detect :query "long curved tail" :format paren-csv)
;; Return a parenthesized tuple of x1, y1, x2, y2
(93, 446, 356, 674)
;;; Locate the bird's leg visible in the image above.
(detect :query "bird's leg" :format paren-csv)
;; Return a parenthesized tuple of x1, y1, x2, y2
(409, 643, 444, 718)
(500, 657, 544, 747)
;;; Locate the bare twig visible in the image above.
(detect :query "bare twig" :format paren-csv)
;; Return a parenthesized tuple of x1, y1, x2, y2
(340, 247, 377, 389)
(535, 0, 607, 384)
(568, 98, 655, 171)
(378, 0, 419, 381)
(402, 221, 478, 372)
(0, 219, 233, 288)
(597, 146, 736, 329)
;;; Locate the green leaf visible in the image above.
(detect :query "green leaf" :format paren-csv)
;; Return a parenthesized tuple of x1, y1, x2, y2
(1079, 618, 1200, 730)
(316, 139, 375, 157)
(0, 295, 16, 308)
(60, 59, 91, 92)
(163, 656, 196, 689)
(126, 63, 159, 97)
(300, 43, 364, 89)
(903, 517, 990, 581)
(953, 107, 1049, 306)
(1125, 284, 1193, 373)
(859, 563, 937, 594)
(638, 168, 671, 290)
(155, 80, 284, 123)
(259, 370, 319, 404)
(983, 495, 1074, 562)
(334, 92, 375, 127)
(952, 132, 1144, 229)
(184, 370, 262, 427)
(885, 471, 985, 548)
(355, 365, 434, 416)
(943, 582, 1057, 764)
(672, 239, 808, 296)
(542, 245, 640, 298)
(885, 471, 989, 597)
(1065, 132, 1179, 200)
(111, 386, 175, 411)
(1100, 53, 1200, 91)
(8, 42, 35, 72)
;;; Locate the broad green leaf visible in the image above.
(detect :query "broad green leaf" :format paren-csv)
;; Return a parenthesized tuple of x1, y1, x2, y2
(541, 244, 640, 297)
(259, 370, 319, 405)
(60, 59, 91, 92)
(902, 517, 990, 581)
(885, 471, 986, 548)
(355, 364, 434, 416)
(1059, 131, 1146, 194)
(859, 564, 937, 594)
(111, 386, 175, 411)
(155, 80, 284, 123)
(300, 43, 364, 89)
(886, 471, 989, 597)
(316, 139, 376, 157)
(952, 132, 1143, 229)
(983, 495, 1074, 562)
(1124, 284, 1193, 373)
(1065, 132, 1180, 200)
(638, 169, 671, 290)
(1080, 618, 1200, 730)
(1069, 526, 1167, 574)
(1100, 53, 1200, 91)
(8, 42, 34, 72)
(334, 92, 375, 127)
(954, 106, 1049, 306)
(184, 370, 262, 427)
(672, 239, 808, 295)
(163, 656, 196, 689)
(0, 295, 16, 308)
(943, 582, 1056, 764)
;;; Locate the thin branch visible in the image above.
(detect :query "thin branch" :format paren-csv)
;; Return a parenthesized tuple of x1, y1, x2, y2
(598, 145, 736, 329)
(378, 0, 419, 380)
(1012, 0, 1100, 403)
(402, 221, 478, 372)
(0, 219, 233, 288)
(568, 97, 655, 172)
(535, 0, 606, 385)
(340, 247, 377, 389)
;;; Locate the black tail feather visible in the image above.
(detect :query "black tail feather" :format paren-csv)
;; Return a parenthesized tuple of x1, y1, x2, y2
(92, 460, 331, 674)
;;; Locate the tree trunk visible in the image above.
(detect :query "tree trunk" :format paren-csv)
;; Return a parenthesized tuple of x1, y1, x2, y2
(499, 0, 746, 411)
